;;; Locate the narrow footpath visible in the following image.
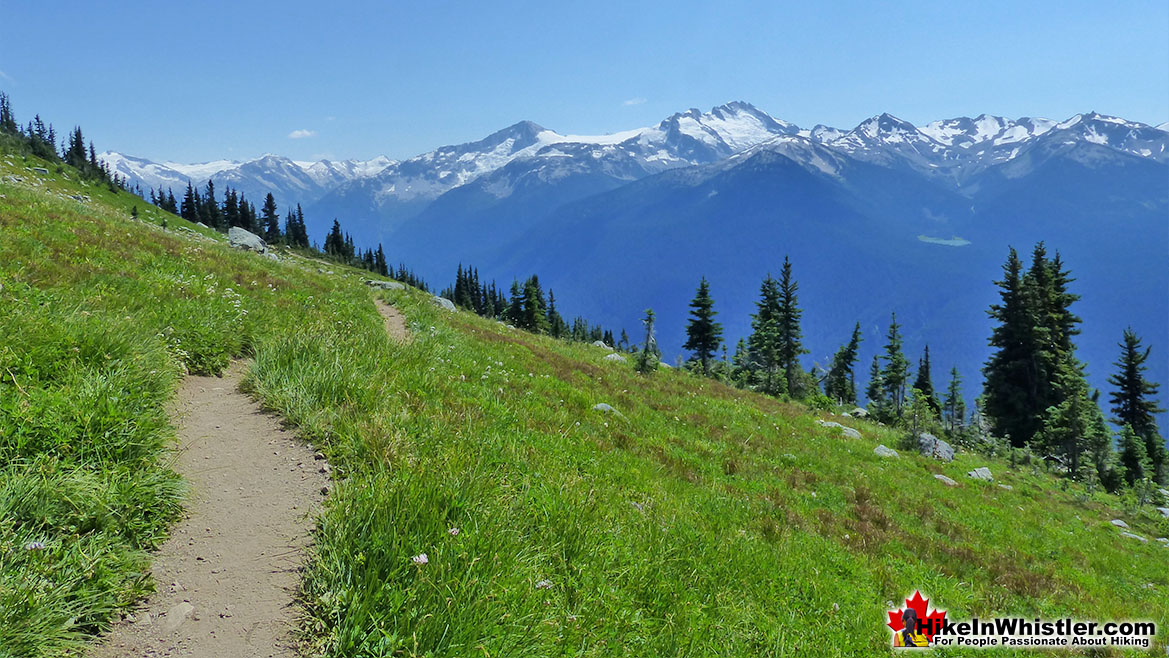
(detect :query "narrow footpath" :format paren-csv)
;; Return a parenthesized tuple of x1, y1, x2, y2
(90, 362, 327, 658)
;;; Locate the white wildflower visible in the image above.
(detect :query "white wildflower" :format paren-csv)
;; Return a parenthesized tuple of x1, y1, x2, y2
(411, 553, 429, 565)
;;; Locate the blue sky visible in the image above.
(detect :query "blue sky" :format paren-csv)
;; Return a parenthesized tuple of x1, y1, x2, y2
(1, 0, 1166, 163)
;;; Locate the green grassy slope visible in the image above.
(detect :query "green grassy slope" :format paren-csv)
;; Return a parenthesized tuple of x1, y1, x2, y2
(1, 148, 1166, 657)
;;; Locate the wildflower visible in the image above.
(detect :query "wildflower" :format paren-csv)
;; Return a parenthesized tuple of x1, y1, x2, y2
(535, 579, 553, 590)
(411, 553, 429, 565)
(24, 541, 45, 551)
(448, 527, 460, 536)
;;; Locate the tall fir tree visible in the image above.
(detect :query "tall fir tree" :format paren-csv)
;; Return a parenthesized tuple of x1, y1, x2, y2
(682, 276, 723, 376)
(776, 256, 809, 396)
(747, 274, 785, 396)
(635, 309, 659, 374)
(1117, 425, 1150, 487)
(912, 345, 941, 415)
(942, 367, 966, 434)
(879, 313, 910, 418)
(1107, 328, 1166, 483)
(824, 322, 862, 405)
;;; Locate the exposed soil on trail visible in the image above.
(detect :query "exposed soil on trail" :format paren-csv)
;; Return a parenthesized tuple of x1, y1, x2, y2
(90, 362, 327, 658)
(376, 299, 410, 342)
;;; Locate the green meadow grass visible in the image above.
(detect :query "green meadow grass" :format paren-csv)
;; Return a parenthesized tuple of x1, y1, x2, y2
(1, 149, 1166, 657)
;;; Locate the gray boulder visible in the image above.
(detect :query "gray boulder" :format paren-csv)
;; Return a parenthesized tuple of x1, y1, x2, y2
(228, 226, 267, 253)
(1120, 531, 1148, 543)
(196, 222, 209, 228)
(918, 433, 955, 462)
(874, 445, 899, 458)
(31, 166, 49, 174)
(967, 467, 993, 482)
(998, 484, 1013, 491)
(432, 296, 456, 312)
(592, 403, 624, 419)
(366, 280, 405, 290)
(263, 251, 280, 262)
(934, 474, 958, 486)
(1156, 537, 1168, 545)
(1156, 507, 1169, 518)
(816, 420, 862, 440)
(592, 340, 614, 351)
(1110, 519, 1130, 529)
(851, 407, 869, 418)
(603, 353, 627, 363)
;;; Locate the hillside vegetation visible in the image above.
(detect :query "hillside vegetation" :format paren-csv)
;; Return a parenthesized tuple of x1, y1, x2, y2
(1, 146, 1166, 657)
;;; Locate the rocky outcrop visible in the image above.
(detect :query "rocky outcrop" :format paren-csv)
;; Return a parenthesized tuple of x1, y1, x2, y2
(228, 226, 267, 253)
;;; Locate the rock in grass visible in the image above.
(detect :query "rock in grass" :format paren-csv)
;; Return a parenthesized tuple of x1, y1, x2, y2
(934, 474, 958, 487)
(228, 226, 267, 253)
(1110, 519, 1129, 529)
(1120, 531, 1148, 543)
(592, 340, 614, 351)
(1156, 537, 1168, 545)
(592, 403, 624, 418)
(816, 420, 861, 440)
(432, 296, 456, 312)
(1156, 507, 1169, 518)
(851, 407, 869, 418)
(967, 467, 993, 481)
(603, 353, 627, 363)
(874, 445, 898, 458)
(31, 166, 49, 174)
(998, 484, 1013, 491)
(366, 280, 405, 290)
(918, 432, 955, 462)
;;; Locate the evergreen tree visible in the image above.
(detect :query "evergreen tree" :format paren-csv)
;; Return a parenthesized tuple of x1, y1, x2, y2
(547, 289, 567, 338)
(375, 244, 389, 277)
(1107, 329, 1166, 483)
(824, 322, 862, 405)
(521, 276, 550, 333)
(203, 181, 221, 229)
(180, 182, 197, 221)
(257, 193, 279, 238)
(619, 329, 631, 352)
(1036, 363, 1103, 480)
(865, 354, 884, 409)
(323, 219, 345, 257)
(506, 280, 523, 325)
(1117, 425, 1150, 487)
(942, 367, 966, 434)
(912, 345, 941, 415)
(880, 313, 910, 418)
(983, 247, 1040, 446)
(748, 275, 785, 396)
(682, 276, 723, 376)
(776, 256, 809, 396)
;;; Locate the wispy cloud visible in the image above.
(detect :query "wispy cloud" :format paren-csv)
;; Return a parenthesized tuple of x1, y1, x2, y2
(623, 97, 647, 106)
(0, 70, 14, 84)
(288, 129, 317, 139)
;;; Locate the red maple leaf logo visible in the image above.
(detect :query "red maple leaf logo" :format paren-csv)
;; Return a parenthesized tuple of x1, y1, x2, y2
(887, 590, 947, 641)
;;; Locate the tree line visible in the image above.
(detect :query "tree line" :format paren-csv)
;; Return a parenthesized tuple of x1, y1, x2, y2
(1, 92, 133, 193)
(675, 247, 1164, 492)
(441, 265, 626, 347)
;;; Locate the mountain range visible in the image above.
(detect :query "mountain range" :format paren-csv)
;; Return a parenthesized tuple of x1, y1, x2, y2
(102, 103, 1169, 413)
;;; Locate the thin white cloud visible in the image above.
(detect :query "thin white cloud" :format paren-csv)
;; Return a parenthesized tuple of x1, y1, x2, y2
(623, 97, 647, 106)
(0, 70, 13, 84)
(288, 129, 317, 139)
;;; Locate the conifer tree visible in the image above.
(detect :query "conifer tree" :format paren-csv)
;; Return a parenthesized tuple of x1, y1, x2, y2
(865, 354, 884, 407)
(1107, 329, 1166, 483)
(880, 313, 910, 418)
(375, 244, 388, 277)
(683, 276, 723, 376)
(942, 367, 966, 434)
(1117, 425, 1150, 487)
(776, 256, 809, 396)
(546, 289, 567, 338)
(824, 322, 862, 405)
(521, 276, 550, 333)
(748, 275, 784, 396)
(506, 280, 523, 325)
(983, 247, 1040, 446)
(912, 345, 941, 415)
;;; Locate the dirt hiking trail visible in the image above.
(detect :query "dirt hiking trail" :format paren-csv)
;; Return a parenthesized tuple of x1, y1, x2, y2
(376, 299, 410, 342)
(90, 362, 327, 658)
